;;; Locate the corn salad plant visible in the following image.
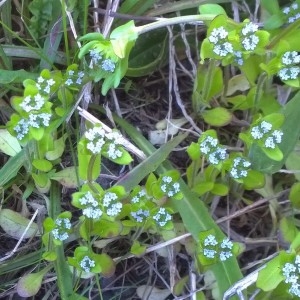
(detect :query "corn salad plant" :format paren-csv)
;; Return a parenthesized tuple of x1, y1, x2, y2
(1, 0, 300, 299)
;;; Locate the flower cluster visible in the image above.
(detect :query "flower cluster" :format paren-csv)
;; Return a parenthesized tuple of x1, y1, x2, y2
(80, 255, 96, 273)
(65, 70, 84, 86)
(51, 218, 71, 241)
(234, 51, 244, 66)
(241, 22, 259, 51)
(250, 121, 283, 149)
(153, 207, 172, 227)
(79, 191, 103, 219)
(85, 126, 124, 160)
(102, 192, 122, 217)
(131, 189, 147, 204)
(131, 209, 150, 223)
(160, 176, 181, 198)
(89, 49, 116, 73)
(199, 136, 227, 165)
(13, 113, 52, 140)
(203, 234, 233, 262)
(283, 2, 300, 24)
(278, 51, 300, 81)
(36, 76, 56, 95)
(208, 26, 234, 57)
(282, 255, 300, 297)
(230, 157, 251, 179)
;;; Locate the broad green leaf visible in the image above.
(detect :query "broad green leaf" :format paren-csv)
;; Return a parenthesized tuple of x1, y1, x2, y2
(45, 135, 66, 160)
(211, 183, 229, 196)
(17, 270, 46, 297)
(285, 141, 300, 181)
(249, 91, 300, 173)
(202, 107, 232, 127)
(193, 181, 214, 196)
(199, 4, 227, 16)
(50, 167, 79, 188)
(0, 129, 21, 156)
(32, 159, 53, 172)
(279, 217, 298, 244)
(127, 29, 168, 77)
(261, 146, 283, 162)
(131, 240, 147, 256)
(226, 74, 250, 96)
(257, 251, 292, 291)
(243, 170, 265, 190)
(96, 253, 115, 277)
(0, 209, 40, 239)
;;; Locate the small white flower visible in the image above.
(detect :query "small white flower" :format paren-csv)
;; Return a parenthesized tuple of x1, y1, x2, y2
(19, 94, 45, 112)
(107, 143, 122, 159)
(208, 26, 229, 44)
(80, 256, 96, 273)
(153, 207, 172, 227)
(251, 126, 264, 139)
(282, 51, 300, 65)
(241, 22, 258, 36)
(265, 136, 276, 148)
(76, 78, 82, 85)
(213, 42, 234, 57)
(78, 71, 84, 78)
(220, 238, 233, 249)
(47, 79, 55, 86)
(65, 79, 73, 86)
(219, 251, 233, 261)
(272, 130, 283, 144)
(101, 59, 116, 72)
(260, 121, 272, 133)
(51, 218, 71, 241)
(204, 234, 218, 246)
(90, 49, 102, 64)
(292, 3, 299, 10)
(203, 248, 217, 259)
(68, 70, 75, 76)
(242, 35, 259, 51)
(37, 76, 44, 83)
(14, 119, 29, 140)
(44, 85, 51, 94)
(28, 113, 51, 128)
(131, 209, 150, 223)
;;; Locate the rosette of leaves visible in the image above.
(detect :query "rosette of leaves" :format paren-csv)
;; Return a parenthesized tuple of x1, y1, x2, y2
(78, 21, 138, 95)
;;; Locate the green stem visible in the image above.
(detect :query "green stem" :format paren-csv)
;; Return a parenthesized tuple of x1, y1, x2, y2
(136, 14, 216, 35)
(202, 59, 216, 105)
(87, 155, 100, 193)
(61, 0, 70, 66)
(252, 72, 267, 117)
(50, 182, 74, 298)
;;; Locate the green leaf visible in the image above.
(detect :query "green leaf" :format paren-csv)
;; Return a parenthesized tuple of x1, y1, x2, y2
(92, 219, 122, 238)
(96, 253, 115, 277)
(250, 92, 300, 173)
(45, 135, 66, 160)
(32, 159, 53, 172)
(0, 209, 39, 239)
(50, 167, 79, 188)
(226, 74, 250, 96)
(131, 240, 147, 256)
(243, 170, 265, 190)
(289, 182, 300, 209)
(257, 251, 292, 291)
(285, 141, 300, 181)
(211, 183, 229, 196)
(199, 4, 227, 16)
(261, 146, 283, 161)
(202, 107, 232, 127)
(192, 181, 214, 196)
(187, 142, 201, 161)
(279, 217, 298, 244)
(0, 129, 21, 156)
(17, 270, 46, 297)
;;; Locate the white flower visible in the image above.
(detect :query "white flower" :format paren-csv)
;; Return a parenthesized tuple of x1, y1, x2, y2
(272, 130, 283, 144)
(203, 248, 217, 259)
(213, 42, 234, 57)
(28, 113, 51, 128)
(153, 207, 172, 227)
(101, 59, 116, 72)
(282, 51, 300, 65)
(78, 71, 84, 78)
(103, 192, 122, 217)
(19, 94, 45, 112)
(251, 126, 264, 139)
(65, 79, 73, 86)
(219, 251, 233, 261)
(37, 76, 44, 83)
(90, 49, 102, 64)
(208, 147, 227, 165)
(14, 119, 29, 140)
(260, 121, 272, 133)
(80, 256, 96, 273)
(204, 234, 218, 246)
(107, 143, 122, 159)
(51, 218, 71, 241)
(208, 26, 228, 44)
(230, 157, 250, 179)
(242, 35, 259, 51)
(241, 22, 258, 36)
(278, 66, 300, 80)
(68, 70, 75, 76)
(131, 209, 150, 223)
(282, 256, 300, 297)
(82, 207, 103, 219)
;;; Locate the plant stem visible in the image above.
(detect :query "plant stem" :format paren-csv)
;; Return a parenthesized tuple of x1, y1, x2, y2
(136, 14, 216, 35)
(202, 58, 216, 104)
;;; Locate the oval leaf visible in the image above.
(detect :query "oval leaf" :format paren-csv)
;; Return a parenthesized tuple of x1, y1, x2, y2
(17, 271, 44, 297)
(202, 107, 232, 127)
(0, 209, 40, 239)
(0, 129, 21, 156)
